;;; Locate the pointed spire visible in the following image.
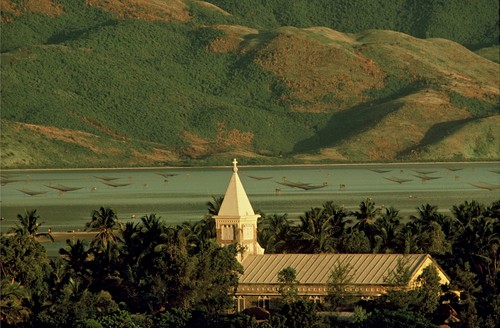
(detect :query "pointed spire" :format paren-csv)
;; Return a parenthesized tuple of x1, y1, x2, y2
(217, 159, 255, 217)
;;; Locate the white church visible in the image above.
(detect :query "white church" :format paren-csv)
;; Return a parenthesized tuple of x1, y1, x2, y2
(214, 159, 450, 312)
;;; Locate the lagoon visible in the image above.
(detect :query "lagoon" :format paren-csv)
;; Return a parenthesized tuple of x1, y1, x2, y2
(1, 162, 499, 234)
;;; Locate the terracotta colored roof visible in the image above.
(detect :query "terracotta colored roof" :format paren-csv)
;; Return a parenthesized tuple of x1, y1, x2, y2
(240, 253, 431, 285)
(216, 159, 256, 218)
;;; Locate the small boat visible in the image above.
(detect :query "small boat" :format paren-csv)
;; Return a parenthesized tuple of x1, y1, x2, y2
(156, 173, 178, 178)
(383, 176, 413, 184)
(276, 177, 312, 188)
(413, 170, 438, 175)
(101, 181, 131, 188)
(1, 174, 18, 179)
(18, 189, 48, 196)
(45, 184, 83, 192)
(469, 182, 500, 191)
(248, 175, 273, 180)
(94, 175, 120, 181)
(413, 174, 441, 181)
(1, 179, 20, 185)
(370, 169, 392, 174)
(446, 167, 463, 172)
(297, 182, 328, 190)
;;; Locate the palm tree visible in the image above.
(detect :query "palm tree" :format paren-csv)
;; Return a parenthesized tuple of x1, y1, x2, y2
(258, 213, 291, 253)
(374, 207, 401, 253)
(12, 209, 54, 241)
(207, 196, 224, 216)
(322, 201, 349, 239)
(0, 279, 31, 326)
(193, 216, 216, 242)
(351, 199, 381, 249)
(452, 201, 499, 288)
(408, 204, 452, 255)
(59, 239, 90, 277)
(296, 207, 338, 253)
(85, 206, 122, 252)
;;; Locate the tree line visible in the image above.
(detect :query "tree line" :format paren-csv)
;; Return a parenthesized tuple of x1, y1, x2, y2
(1, 198, 498, 327)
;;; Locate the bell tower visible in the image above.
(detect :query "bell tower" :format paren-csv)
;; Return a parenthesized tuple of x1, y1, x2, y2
(214, 159, 264, 261)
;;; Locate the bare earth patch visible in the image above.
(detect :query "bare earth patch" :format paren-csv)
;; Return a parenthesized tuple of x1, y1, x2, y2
(87, 0, 191, 22)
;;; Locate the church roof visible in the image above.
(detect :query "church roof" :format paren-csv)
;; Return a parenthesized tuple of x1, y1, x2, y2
(240, 253, 438, 285)
(216, 159, 256, 218)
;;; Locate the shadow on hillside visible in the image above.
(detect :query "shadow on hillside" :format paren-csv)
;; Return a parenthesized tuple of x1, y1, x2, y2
(46, 20, 118, 45)
(397, 118, 476, 158)
(292, 100, 404, 153)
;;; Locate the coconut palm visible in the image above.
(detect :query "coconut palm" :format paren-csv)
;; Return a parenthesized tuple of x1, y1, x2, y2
(0, 279, 31, 326)
(207, 196, 224, 216)
(12, 209, 54, 241)
(408, 204, 452, 255)
(85, 206, 122, 252)
(322, 201, 349, 239)
(374, 207, 402, 253)
(452, 201, 499, 287)
(351, 199, 381, 249)
(59, 239, 90, 277)
(258, 213, 291, 253)
(296, 207, 338, 253)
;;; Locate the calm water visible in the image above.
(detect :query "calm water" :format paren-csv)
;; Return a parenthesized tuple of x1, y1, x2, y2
(1, 163, 499, 233)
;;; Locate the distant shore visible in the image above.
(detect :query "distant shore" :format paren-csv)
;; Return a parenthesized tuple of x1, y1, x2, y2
(2, 160, 499, 172)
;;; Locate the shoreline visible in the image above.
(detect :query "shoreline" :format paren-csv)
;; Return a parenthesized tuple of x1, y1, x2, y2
(40, 231, 97, 243)
(1, 160, 499, 173)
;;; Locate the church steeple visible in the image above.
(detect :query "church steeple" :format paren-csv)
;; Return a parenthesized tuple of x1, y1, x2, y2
(214, 159, 264, 261)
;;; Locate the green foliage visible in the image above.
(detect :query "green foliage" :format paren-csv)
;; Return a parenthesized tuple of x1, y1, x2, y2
(277, 299, 319, 328)
(277, 266, 300, 304)
(0, 1, 113, 52)
(414, 266, 442, 316)
(2, 199, 499, 326)
(153, 308, 191, 328)
(1, 1, 498, 167)
(206, 0, 499, 47)
(448, 91, 499, 118)
(352, 305, 370, 325)
(326, 261, 355, 310)
(0, 278, 32, 326)
(337, 230, 372, 254)
(11, 209, 54, 241)
(379, 259, 442, 318)
(1, 9, 315, 157)
(362, 309, 434, 328)
(0, 233, 52, 321)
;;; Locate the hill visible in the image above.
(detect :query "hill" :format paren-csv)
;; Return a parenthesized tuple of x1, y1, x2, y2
(1, 0, 499, 168)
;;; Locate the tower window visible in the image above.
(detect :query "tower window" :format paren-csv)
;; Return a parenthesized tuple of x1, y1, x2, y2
(258, 296, 270, 310)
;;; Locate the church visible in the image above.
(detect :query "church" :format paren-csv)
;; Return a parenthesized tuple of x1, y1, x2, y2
(214, 159, 450, 312)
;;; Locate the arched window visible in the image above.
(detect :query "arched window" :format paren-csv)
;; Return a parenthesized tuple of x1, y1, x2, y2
(234, 296, 245, 312)
(222, 224, 235, 240)
(258, 296, 270, 310)
(309, 296, 321, 304)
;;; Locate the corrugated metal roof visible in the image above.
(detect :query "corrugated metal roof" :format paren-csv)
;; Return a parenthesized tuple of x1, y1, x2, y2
(216, 159, 256, 218)
(240, 254, 429, 285)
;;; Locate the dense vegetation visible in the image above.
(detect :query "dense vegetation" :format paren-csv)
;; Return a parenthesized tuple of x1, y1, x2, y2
(206, 0, 499, 48)
(1, 0, 498, 168)
(1, 198, 498, 327)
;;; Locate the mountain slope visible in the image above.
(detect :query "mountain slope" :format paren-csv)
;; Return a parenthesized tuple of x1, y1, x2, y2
(0, 0, 498, 168)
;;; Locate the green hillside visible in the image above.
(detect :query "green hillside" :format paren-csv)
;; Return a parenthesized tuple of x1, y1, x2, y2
(1, 0, 499, 168)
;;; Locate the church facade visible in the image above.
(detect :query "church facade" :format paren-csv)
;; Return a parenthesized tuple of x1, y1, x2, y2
(214, 159, 450, 312)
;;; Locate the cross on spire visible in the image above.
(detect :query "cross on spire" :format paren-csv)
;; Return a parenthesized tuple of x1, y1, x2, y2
(232, 158, 238, 172)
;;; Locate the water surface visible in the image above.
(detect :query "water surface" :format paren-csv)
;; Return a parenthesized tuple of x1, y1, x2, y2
(1, 163, 499, 233)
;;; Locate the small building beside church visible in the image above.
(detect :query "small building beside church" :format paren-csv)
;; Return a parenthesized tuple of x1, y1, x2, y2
(214, 159, 450, 312)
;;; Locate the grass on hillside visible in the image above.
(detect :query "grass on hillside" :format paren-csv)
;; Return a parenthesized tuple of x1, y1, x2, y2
(1, 0, 498, 168)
